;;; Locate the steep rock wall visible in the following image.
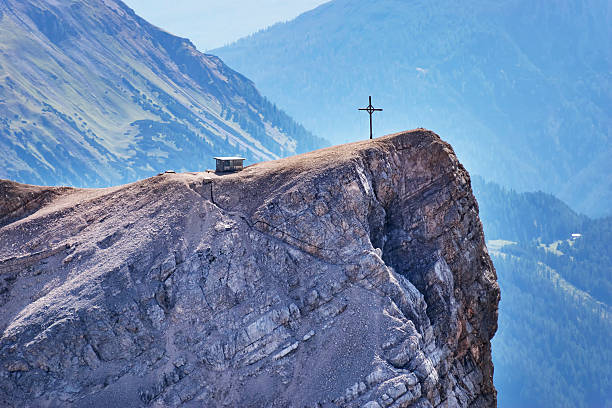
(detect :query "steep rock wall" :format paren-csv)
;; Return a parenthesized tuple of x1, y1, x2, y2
(0, 129, 499, 407)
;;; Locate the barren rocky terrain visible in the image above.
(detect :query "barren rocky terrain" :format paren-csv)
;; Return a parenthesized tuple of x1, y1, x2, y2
(0, 129, 499, 407)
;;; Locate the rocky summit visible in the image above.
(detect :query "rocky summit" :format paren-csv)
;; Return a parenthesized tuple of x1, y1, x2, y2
(0, 129, 499, 407)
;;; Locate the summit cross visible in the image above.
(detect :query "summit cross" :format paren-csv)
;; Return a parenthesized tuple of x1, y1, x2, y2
(358, 96, 383, 139)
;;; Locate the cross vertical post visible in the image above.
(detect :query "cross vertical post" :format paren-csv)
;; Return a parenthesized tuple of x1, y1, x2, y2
(368, 97, 373, 140)
(358, 96, 383, 139)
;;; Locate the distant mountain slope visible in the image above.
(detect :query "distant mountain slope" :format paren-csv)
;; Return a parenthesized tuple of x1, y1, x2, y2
(214, 0, 612, 217)
(473, 177, 612, 408)
(472, 176, 589, 243)
(491, 245, 611, 408)
(474, 176, 612, 303)
(0, 0, 326, 187)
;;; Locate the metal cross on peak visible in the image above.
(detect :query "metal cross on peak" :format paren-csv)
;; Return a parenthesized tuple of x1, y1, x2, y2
(358, 96, 383, 139)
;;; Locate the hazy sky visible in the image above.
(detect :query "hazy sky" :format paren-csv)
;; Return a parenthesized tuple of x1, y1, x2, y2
(123, 0, 330, 51)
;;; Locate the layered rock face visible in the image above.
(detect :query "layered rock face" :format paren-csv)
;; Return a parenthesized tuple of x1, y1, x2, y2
(0, 130, 499, 407)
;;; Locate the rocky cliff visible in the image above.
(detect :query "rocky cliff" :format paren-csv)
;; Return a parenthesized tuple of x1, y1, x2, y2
(0, 129, 499, 407)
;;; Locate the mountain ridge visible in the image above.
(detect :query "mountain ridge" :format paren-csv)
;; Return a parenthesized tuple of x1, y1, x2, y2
(0, 0, 326, 188)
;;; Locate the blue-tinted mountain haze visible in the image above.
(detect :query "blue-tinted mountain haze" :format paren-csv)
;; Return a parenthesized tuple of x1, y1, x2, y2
(473, 176, 612, 408)
(214, 0, 612, 217)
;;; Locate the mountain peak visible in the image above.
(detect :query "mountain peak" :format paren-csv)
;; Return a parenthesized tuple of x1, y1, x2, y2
(0, 129, 499, 406)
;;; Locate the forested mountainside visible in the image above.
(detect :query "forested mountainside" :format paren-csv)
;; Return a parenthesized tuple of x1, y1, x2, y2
(473, 177, 589, 244)
(214, 0, 612, 217)
(0, 0, 325, 188)
(473, 177, 612, 408)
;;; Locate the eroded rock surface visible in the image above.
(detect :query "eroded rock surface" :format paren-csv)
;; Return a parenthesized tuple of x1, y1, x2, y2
(0, 129, 499, 407)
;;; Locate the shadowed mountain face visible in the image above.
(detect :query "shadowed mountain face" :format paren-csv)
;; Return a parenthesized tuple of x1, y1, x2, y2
(0, 0, 326, 188)
(0, 130, 499, 407)
(214, 0, 612, 217)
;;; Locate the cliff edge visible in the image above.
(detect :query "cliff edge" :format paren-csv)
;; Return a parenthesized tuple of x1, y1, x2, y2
(0, 129, 499, 407)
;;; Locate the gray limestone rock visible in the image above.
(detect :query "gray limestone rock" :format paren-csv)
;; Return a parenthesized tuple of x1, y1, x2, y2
(0, 129, 499, 407)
